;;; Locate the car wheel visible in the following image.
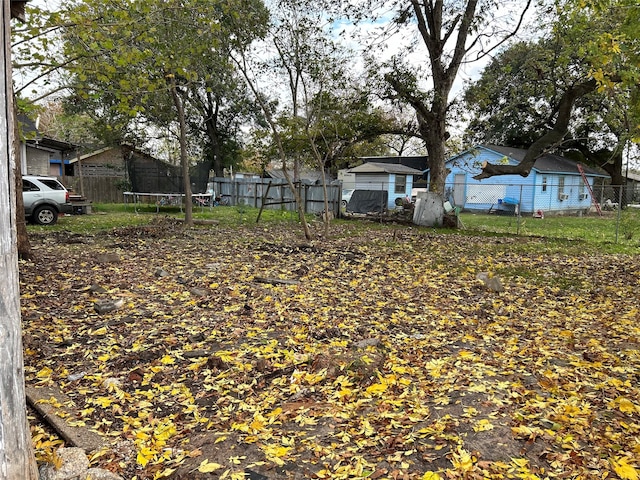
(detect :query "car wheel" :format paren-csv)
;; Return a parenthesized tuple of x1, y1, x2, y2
(341, 200, 347, 208)
(33, 205, 58, 225)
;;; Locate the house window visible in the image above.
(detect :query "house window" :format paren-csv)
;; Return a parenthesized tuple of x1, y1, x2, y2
(395, 175, 406, 194)
(542, 177, 548, 192)
(558, 176, 569, 200)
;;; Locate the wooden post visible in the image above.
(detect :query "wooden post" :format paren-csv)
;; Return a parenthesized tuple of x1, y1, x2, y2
(76, 150, 84, 198)
(1, 2, 36, 478)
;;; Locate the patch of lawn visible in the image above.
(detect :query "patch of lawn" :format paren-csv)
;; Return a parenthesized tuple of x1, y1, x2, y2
(26, 203, 640, 254)
(27, 203, 313, 234)
(459, 210, 640, 253)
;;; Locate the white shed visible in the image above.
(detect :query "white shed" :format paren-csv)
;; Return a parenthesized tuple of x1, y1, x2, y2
(347, 162, 424, 209)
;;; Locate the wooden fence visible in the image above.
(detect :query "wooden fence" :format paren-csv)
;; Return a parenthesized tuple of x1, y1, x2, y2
(61, 176, 126, 203)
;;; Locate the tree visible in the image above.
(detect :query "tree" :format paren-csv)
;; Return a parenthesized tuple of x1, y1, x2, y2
(305, 90, 408, 173)
(361, 0, 534, 194)
(185, 71, 258, 178)
(34, 100, 102, 149)
(232, 0, 346, 238)
(1, 2, 38, 478)
(470, 0, 640, 181)
(14, 0, 269, 224)
(463, 38, 631, 188)
(237, 0, 411, 237)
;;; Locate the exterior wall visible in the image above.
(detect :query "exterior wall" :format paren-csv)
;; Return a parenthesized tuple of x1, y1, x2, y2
(445, 149, 523, 212)
(25, 145, 50, 175)
(531, 172, 594, 213)
(75, 148, 126, 177)
(338, 170, 356, 190)
(445, 148, 597, 214)
(355, 173, 388, 191)
(25, 141, 76, 177)
(392, 173, 414, 208)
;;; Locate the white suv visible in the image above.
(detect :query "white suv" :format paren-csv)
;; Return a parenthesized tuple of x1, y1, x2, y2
(22, 175, 72, 225)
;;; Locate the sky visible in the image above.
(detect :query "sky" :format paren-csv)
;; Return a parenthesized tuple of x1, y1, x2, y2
(22, 0, 538, 104)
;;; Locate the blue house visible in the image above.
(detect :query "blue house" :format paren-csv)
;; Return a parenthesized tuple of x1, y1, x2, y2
(441, 145, 608, 215)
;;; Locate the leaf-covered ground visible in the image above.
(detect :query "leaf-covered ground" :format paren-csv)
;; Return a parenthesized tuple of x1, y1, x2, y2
(20, 219, 640, 480)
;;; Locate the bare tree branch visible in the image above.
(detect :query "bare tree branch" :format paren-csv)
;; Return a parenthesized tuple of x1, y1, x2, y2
(473, 78, 598, 180)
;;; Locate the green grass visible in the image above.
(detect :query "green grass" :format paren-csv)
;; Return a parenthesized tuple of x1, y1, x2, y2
(27, 202, 312, 234)
(26, 203, 640, 254)
(459, 210, 640, 251)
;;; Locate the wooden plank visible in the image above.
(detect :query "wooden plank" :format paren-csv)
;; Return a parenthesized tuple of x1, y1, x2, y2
(1, 1, 37, 477)
(25, 385, 104, 453)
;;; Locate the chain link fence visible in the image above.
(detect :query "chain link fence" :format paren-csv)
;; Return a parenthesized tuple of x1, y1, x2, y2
(444, 181, 640, 245)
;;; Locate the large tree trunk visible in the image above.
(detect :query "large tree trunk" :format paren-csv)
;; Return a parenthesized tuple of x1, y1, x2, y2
(386, 0, 532, 194)
(207, 123, 223, 178)
(204, 93, 224, 178)
(418, 108, 449, 195)
(13, 105, 31, 260)
(474, 79, 598, 180)
(603, 155, 626, 207)
(1, 2, 37, 477)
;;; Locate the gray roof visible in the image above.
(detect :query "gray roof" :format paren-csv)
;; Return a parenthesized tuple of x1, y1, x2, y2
(348, 162, 424, 175)
(484, 145, 607, 177)
(360, 156, 428, 171)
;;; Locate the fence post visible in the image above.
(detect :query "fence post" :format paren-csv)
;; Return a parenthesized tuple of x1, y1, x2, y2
(381, 182, 384, 223)
(232, 180, 237, 206)
(303, 183, 308, 214)
(615, 184, 624, 244)
(516, 185, 523, 235)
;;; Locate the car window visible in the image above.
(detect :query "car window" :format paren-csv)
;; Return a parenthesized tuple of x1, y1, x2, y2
(39, 179, 65, 190)
(23, 180, 39, 192)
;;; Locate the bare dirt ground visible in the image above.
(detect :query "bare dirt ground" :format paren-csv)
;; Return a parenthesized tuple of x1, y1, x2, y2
(21, 220, 640, 479)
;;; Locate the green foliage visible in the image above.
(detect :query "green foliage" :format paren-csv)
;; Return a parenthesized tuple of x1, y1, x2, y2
(618, 209, 639, 240)
(355, 1, 538, 192)
(255, 0, 398, 176)
(463, 40, 562, 147)
(267, 89, 399, 172)
(15, 0, 269, 171)
(464, 1, 640, 181)
(554, 0, 640, 138)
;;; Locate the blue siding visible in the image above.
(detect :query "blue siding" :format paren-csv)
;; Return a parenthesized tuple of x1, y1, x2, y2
(444, 146, 598, 214)
(390, 173, 414, 209)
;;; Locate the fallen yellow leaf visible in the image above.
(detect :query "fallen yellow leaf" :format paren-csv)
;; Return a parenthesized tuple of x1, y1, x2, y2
(198, 459, 223, 473)
(611, 456, 639, 480)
